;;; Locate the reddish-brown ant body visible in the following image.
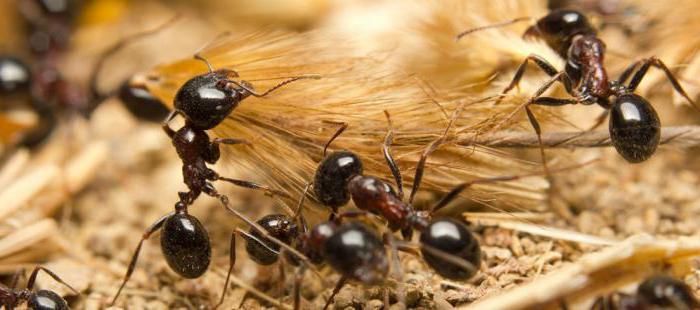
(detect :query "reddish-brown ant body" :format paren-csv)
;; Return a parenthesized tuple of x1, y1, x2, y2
(0, 266, 78, 310)
(456, 9, 698, 163)
(110, 56, 319, 305)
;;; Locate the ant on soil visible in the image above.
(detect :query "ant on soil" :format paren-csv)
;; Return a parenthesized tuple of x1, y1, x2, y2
(217, 210, 388, 310)
(562, 275, 699, 309)
(0, 266, 79, 310)
(456, 9, 698, 164)
(312, 105, 592, 282)
(109, 54, 320, 305)
(223, 108, 593, 309)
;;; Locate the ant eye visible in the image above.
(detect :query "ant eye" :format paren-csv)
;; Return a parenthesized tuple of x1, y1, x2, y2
(174, 72, 239, 130)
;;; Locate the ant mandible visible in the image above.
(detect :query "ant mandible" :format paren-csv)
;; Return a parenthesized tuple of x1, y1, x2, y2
(109, 54, 320, 305)
(0, 266, 79, 310)
(456, 9, 698, 164)
(566, 275, 699, 309)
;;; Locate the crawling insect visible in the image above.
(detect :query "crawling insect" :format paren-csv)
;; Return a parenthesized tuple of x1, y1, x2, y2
(109, 55, 320, 305)
(567, 275, 700, 310)
(456, 9, 698, 164)
(0, 266, 79, 310)
(217, 212, 388, 310)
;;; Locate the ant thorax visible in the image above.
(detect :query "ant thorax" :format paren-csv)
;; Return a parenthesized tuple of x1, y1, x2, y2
(567, 35, 611, 101)
(347, 175, 412, 231)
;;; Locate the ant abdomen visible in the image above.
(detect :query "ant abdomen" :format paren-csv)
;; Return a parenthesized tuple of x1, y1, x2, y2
(118, 80, 170, 123)
(322, 222, 388, 284)
(419, 218, 481, 280)
(636, 275, 698, 308)
(313, 151, 363, 209)
(160, 212, 211, 278)
(174, 70, 242, 130)
(609, 94, 661, 163)
(245, 214, 299, 265)
(28, 289, 69, 310)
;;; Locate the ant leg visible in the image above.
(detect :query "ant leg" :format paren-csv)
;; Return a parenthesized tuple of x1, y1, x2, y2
(429, 159, 595, 213)
(10, 269, 23, 289)
(384, 233, 405, 306)
(494, 54, 573, 105)
(294, 183, 312, 233)
(214, 229, 238, 309)
(161, 110, 179, 138)
(408, 101, 467, 203)
(627, 57, 698, 110)
(330, 210, 371, 223)
(293, 266, 307, 310)
(277, 258, 286, 305)
(213, 175, 291, 198)
(618, 61, 641, 85)
(382, 111, 404, 200)
(455, 17, 533, 41)
(524, 105, 552, 188)
(212, 138, 251, 146)
(322, 275, 349, 310)
(224, 74, 322, 98)
(26, 266, 79, 294)
(111, 212, 173, 305)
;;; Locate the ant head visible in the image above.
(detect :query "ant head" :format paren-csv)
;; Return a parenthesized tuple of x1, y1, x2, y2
(535, 10, 596, 56)
(28, 289, 69, 310)
(245, 214, 300, 265)
(637, 275, 698, 308)
(173, 69, 242, 130)
(419, 218, 481, 280)
(0, 56, 31, 94)
(313, 151, 363, 209)
(322, 222, 388, 284)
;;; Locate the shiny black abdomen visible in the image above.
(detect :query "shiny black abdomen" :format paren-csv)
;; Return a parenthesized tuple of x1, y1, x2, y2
(28, 290, 69, 310)
(609, 94, 660, 163)
(420, 218, 481, 280)
(534, 9, 596, 57)
(118, 80, 170, 123)
(322, 222, 388, 284)
(160, 213, 211, 278)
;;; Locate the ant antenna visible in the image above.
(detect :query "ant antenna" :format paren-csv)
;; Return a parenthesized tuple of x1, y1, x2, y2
(194, 54, 215, 73)
(322, 121, 348, 157)
(408, 101, 467, 204)
(382, 111, 404, 200)
(455, 17, 533, 41)
(89, 14, 180, 101)
(192, 32, 234, 74)
(226, 74, 322, 98)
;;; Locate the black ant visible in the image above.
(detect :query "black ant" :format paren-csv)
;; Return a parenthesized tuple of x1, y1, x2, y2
(109, 55, 320, 305)
(311, 107, 590, 282)
(564, 275, 699, 310)
(115, 78, 170, 123)
(456, 9, 698, 164)
(217, 210, 388, 310)
(0, 266, 79, 310)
